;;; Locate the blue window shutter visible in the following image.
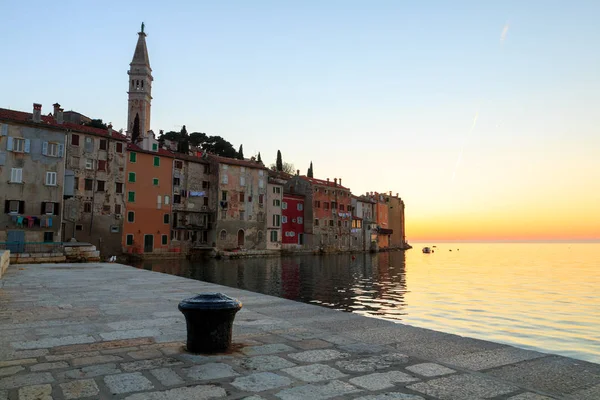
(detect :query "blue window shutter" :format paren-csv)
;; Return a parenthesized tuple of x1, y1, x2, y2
(58, 144, 64, 157)
(6, 137, 13, 151)
(24, 139, 31, 153)
(42, 141, 48, 155)
(0, 124, 7, 136)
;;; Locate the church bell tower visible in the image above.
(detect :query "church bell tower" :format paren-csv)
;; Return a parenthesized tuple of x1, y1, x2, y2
(127, 22, 153, 142)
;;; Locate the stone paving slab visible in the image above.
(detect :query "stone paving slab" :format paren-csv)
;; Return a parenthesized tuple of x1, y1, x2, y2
(1, 262, 599, 400)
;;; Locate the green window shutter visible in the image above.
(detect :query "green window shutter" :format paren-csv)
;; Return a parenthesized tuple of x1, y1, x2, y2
(152, 143, 158, 151)
(128, 172, 136, 182)
(153, 178, 159, 185)
(128, 191, 135, 202)
(130, 152, 137, 162)
(126, 235, 134, 245)
(162, 235, 168, 245)
(153, 156, 160, 166)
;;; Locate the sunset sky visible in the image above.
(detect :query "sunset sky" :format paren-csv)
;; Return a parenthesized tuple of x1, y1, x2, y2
(1, 1, 598, 241)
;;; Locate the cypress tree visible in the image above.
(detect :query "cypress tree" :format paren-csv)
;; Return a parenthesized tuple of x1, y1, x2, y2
(276, 150, 283, 171)
(257, 152, 262, 163)
(238, 144, 244, 160)
(307, 161, 314, 178)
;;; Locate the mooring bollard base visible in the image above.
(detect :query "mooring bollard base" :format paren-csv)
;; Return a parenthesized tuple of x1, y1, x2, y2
(178, 293, 242, 354)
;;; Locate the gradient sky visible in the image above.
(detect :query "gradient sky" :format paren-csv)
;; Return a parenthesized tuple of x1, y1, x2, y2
(1, 1, 599, 241)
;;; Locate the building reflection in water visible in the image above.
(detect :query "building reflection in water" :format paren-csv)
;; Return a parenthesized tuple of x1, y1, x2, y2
(130, 252, 408, 321)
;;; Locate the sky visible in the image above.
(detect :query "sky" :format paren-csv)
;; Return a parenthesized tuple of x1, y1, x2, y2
(1, 1, 599, 241)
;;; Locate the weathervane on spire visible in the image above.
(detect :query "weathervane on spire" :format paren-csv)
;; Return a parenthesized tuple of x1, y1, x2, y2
(141, 22, 145, 33)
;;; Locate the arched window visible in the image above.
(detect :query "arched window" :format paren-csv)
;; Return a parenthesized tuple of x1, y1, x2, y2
(220, 230, 227, 240)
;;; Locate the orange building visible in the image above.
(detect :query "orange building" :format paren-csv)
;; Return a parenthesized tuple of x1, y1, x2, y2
(122, 143, 174, 254)
(373, 192, 392, 249)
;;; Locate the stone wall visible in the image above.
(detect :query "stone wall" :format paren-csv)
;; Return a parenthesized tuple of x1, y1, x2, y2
(64, 243, 101, 262)
(0, 250, 9, 278)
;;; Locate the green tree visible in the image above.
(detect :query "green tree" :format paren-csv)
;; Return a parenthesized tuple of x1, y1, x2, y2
(270, 162, 295, 175)
(84, 119, 108, 129)
(276, 150, 283, 171)
(238, 144, 244, 160)
(257, 152, 262, 163)
(307, 161, 314, 178)
(177, 125, 190, 154)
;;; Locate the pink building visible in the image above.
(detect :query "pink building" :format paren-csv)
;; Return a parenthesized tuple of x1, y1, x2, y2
(282, 194, 305, 248)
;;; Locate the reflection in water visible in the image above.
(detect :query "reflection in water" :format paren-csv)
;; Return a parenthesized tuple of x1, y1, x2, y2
(129, 243, 600, 363)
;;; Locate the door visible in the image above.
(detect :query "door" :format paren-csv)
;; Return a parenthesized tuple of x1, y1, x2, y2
(7, 230, 25, 253)
(144, 234, 154, 253)
(237, 230, 244, 247)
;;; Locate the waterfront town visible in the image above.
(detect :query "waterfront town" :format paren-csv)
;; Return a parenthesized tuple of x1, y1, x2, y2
(0, 26, 408, 260)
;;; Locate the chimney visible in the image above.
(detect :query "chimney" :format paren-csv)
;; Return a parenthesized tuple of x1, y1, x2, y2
(334, 178, 338, 186)
(339, 178, 342, 186)
(396, 193, 399, 197)
(57, 108, 64, 125)
(32, 103, 42, 123)
(327, 178, 330, 184)
(52, 103, 61, 119)
(365, 192, 369, 196)
(108, 123, 113, 136)
(389, 191, 392, 196)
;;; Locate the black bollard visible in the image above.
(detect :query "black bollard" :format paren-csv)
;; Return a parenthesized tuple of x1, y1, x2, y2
(178, 293, 242, 353)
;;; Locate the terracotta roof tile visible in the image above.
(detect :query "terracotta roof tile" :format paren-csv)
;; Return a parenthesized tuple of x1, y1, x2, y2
(299, 176, 350, 190)
(209, 155, 268, 170)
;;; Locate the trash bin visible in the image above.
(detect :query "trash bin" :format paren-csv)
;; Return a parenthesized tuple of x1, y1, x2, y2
(178, 293, 242, 353)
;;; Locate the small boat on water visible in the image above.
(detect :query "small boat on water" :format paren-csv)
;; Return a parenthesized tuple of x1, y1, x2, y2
(422, 247, 432, 254)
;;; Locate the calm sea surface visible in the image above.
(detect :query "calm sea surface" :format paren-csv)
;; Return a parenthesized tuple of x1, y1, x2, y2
(131, 242, 600, 363)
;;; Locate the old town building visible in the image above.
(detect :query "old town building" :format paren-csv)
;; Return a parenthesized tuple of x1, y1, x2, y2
(212, 156, 268, 250)
(62, 103, 127, 257)
(171, 154, 216, 251)
(0, 105, 67, 247)
(282, 193, 305, 249)
(351, 195, 377, 251)
(266, 172, 284, 250)
(386, 192, 407, 249)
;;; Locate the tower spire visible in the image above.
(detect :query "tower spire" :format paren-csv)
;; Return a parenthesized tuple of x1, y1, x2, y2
(127, 23, 153, 143)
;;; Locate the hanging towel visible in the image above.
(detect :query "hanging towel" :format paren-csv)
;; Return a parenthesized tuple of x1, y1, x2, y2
(47, 217, 52, 227)
(16, 216, 24, 227)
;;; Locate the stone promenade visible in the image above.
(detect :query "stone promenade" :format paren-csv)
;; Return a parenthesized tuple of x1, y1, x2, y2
(1, 263, 599, 400)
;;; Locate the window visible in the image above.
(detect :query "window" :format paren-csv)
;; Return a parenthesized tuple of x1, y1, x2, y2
(324, 202, 329, 210)
(44, 142, 59, 157)
(240, 210, 245, 221)
(152, 143, 158, 151)
(10, 168, 22, 183)
(97, 160, 106, 171)
(116, 142, 123, 153)
(273, 214, 281, 227)
(157, 195, 162, 209)
(99, 140, 107, 151)
(222, 174, 228, 184)
(298, 217, 303, 224)
(115, 204, 122, 215)
(270, 230, 278, 242)
(273, 187, 281, 194)
(164, 195, 170, 205)
(202, 181, 209, 189)
(220, 230, 227, 240)
(329, 220, 334, 227)
(203, 196, 209, 206)
(126, 234, 134, 246)
(153, 156, 160, 166)
(71, 134, 80, 146)
(339, 204, 344, 211)
(129, 152, 137, 162)
(45, 172, 57, 186)
(332, 202, 337, 210)
(128, 172, 136, 182)
(273, 199, 281, 207)
(204, 164, 210, 174)
(163, 214, 170, 224)
(115, 182, 123, 193)
(84, 202, 92, 213)
(314, 201, 320, 208)
(239, 192, 245, 202)
(173, 177, 180, 186)
(85, 179, 93, 191)
(282, 216, 288, 223)
(96, 180, 105, 192)
(43, 232, 54, 243)
(12, 138, 25, 152)
(110, 225, 120, 233)
(282, 202, 287, 210)
(240, 176, 246, 186)
(174, 160, 183, 169)
(221, 191, 228, 201)
(153, 178, 159, 186)
(85, 159, 94, 170)
(259, 194, 264, 205)
(338, 220, 342, 227)
(344, 220, 348, 227)
(75, 224, 83, 231)
(6, 200, 21, 214)
(128, 191, 135, 202)
(259, 179, 264, 188)
(84, 137, 94, 152)
(315, 218, 319, 226)
(74, 177, 79, 190)
(173, 195, 181, 204)
(127, 211, 135, 222)
(162, 235, 168, 245)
